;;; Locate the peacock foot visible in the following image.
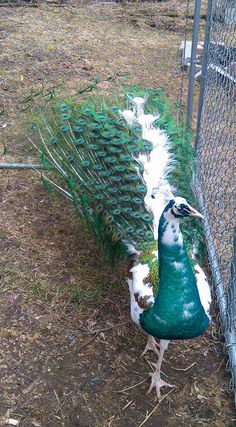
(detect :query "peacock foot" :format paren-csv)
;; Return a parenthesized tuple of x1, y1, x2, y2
(140, 335, 160, 359)
(147, 364, 175, 399)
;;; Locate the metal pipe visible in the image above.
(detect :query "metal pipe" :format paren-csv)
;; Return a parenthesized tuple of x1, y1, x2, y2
(195, 0, 213, 149)
(228, 229, 236, 405)
(186, 0, 202, 129)
(0, 163, 43, 170)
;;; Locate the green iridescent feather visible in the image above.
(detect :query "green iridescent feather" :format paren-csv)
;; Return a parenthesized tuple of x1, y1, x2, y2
(31, 92, 154, 260)
(29, 83, 204, 263)
(139, 241, 159, 296)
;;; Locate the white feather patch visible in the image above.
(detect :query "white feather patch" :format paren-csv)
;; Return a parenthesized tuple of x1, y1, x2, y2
(121, 97, 175, 240)
(194, 264, 212, 320)
(128, 263, 154, 326)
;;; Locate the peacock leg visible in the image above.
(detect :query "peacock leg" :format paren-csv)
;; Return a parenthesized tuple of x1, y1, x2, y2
(147, 339, 174, 399)
(140, 335, 160, 358)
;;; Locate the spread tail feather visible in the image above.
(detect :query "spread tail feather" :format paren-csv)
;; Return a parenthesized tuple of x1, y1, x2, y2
(30, 85, 203, 261)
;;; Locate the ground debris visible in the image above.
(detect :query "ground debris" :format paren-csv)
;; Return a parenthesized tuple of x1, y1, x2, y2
(5, 418, 20, 426)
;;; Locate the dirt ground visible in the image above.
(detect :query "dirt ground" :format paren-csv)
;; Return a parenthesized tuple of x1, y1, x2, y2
(0, 1, 235, 426)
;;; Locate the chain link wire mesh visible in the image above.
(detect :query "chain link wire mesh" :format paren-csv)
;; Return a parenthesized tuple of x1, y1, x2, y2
(194, 0, 236, 404)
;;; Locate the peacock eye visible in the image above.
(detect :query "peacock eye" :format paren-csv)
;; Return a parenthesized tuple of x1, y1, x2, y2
(175, 205, 182, 213)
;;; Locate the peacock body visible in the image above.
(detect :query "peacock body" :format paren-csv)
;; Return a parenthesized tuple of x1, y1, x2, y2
(31, 87, 211, 398)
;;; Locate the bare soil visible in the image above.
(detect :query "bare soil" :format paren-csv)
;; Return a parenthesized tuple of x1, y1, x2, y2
(0, 1, 235, 426)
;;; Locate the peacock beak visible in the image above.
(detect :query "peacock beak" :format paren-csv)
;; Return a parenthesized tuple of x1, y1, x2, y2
(189, 208, 204, 219)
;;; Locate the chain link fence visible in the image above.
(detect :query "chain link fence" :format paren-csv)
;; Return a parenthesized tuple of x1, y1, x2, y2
(194, 0, 236, 404)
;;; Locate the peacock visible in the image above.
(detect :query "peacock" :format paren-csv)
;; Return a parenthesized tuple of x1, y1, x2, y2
(30, 86, 211, 398)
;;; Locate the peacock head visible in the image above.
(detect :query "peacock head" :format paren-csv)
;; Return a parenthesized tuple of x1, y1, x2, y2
(167, 197, 203, 220)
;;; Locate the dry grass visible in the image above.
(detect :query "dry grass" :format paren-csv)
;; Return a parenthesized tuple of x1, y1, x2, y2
(0, 1, 235, 426)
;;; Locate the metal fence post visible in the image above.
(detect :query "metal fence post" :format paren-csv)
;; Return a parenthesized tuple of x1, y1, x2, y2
(186, 0, 201, 129)
(195, 0, 213, 149)
(228, 229, 236, 405)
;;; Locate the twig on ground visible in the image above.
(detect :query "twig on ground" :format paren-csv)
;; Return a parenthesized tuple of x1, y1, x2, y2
(122, 400, 133, 411)
(116, 378, 148, 393)
(171, 362, 196, 372)
(22, 378, 41, 395)
(78, 332, 99, 350)
(53, 389, 64, 421)
(139, 389, 175, 427)
(216, 357, 226, 373)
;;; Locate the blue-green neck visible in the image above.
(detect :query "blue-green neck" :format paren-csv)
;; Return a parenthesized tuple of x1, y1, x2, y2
(139, 206, 209, 340)
(157, 210, 195, 298)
